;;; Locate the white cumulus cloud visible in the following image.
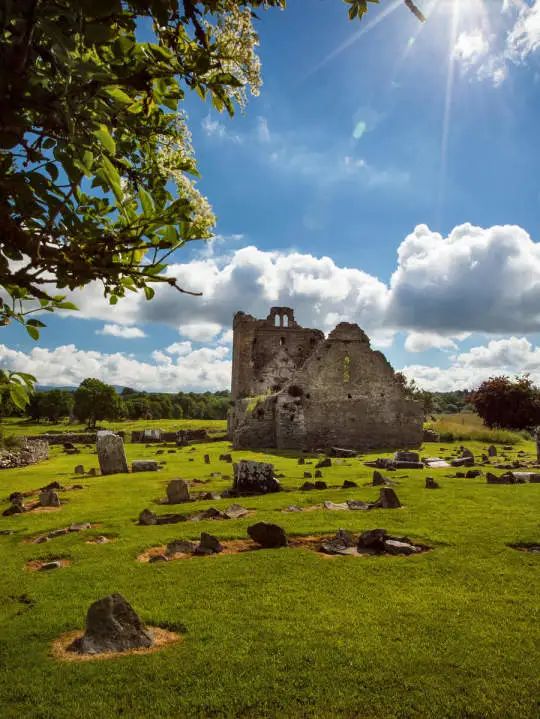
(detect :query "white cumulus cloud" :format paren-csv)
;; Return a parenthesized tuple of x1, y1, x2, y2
(96, 324, 146, 339)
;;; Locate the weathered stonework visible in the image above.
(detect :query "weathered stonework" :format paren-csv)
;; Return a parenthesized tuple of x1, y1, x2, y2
(229, 308, 422, 451)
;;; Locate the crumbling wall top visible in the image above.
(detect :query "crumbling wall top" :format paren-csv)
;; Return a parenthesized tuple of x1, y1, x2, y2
(327, 322, 370, 344)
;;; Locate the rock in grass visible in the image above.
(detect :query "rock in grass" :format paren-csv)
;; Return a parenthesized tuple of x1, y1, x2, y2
(132, 460, 159, 472)
(378, 487, 401, 509)
(68, 594, 153, 655)
(223, 504, 249, 519)
(195, 532, 223, 555)
(342, 480, 358, 489)
(303, 472, 313, 478)
(3, 501, 25, 516)
(166, 479, 191, 504)
(323, 501, 349, 511)
(372, 471, 386, 486)
(357, 528, 387, 553)
(74, 465, 85, 475)
(315, 457, 332, 469)
(39, 560, 62, 571)
(149, 554, 168, 563)
(314, 480, 327, 490)
(425, 477, 440, 489)
(39, 489, 61, 507)
(314, 470, 323, 479)
(301, 481, 315, 491)
(247, 522, 288, 548)
(139, 508, 158, 525)
(383, 539, 419, 555)
(166, 539, 196, 555)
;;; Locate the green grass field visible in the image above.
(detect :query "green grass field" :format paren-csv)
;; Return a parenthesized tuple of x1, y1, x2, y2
(0, 420, 539, 718)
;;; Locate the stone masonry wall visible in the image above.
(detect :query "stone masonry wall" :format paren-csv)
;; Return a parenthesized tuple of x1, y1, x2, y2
(231, 320, 423, 451)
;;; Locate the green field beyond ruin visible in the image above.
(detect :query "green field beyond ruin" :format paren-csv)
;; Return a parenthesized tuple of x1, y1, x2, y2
(0, 418, 538, 719)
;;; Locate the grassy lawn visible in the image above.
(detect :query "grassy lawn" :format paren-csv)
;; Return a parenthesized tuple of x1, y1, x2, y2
(0, 425, 538, 718)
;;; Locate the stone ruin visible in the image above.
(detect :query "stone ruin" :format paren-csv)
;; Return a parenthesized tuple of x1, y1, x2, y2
(228, 307, 423, 450)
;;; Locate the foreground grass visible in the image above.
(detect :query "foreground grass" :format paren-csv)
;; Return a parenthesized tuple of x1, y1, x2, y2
(0, 435, 538, 718)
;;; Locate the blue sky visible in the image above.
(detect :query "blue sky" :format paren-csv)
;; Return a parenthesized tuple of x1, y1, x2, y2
(3, 0, 540, 392)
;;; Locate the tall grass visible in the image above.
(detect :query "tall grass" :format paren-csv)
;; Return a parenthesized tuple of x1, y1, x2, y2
(426, 413, 530, 445)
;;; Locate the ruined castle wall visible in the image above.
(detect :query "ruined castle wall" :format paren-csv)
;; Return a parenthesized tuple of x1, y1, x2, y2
(231, 309, 323, 400)
(230, 321, 423, 450)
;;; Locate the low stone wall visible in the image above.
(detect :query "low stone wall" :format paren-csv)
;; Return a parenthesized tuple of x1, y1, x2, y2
(24, 432, 125, 445)
(0, 440, 49, 469)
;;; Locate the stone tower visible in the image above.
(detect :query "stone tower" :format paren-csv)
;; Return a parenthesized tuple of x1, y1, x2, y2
(231, 307, 324, 400)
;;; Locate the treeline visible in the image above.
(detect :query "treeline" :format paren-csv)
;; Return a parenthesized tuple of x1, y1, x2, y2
(430, 390, 471, 414)
(22, 380, 231, 424)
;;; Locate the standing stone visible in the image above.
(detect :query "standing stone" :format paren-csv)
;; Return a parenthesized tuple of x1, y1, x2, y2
(372, 470, 386, 486)
(233, 460, 280, 495)
(96, 432, 128, 476)
(248, 522, 288, 547)
(378, 487, 401, 509)
(487, 445, 497, 457)
(314, 470, 323, 479)
(39, 489, 61, 507)
(139, 508, 158, 525)
(204, 454, 210, 464)
(315, 457, 332, 469)
(425, 477, 440, 489)
(166, 479, 191, 504)
(67, 594, 153, 655)
(74, 465, 85, 475)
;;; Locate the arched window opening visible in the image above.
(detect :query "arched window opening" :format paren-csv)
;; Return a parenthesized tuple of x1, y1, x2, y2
(283, 315, 289, 328)
(274, 314, 280, 327)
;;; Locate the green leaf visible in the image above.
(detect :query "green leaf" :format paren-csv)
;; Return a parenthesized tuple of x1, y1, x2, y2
(55, 301, 78, 310)
(100, 156, 123, 202)
(109, 295, 118, 305)
(93, 124, 116, 155)
(104, 86, 133, 105)
(138, 186, 155, 215)
(9, 383, 29, 410)
(25, 324, 40, 340)
(144, 286, 155, 300)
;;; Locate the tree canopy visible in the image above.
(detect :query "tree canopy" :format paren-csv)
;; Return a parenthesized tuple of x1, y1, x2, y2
(470, 375, 540, 430)
(73, 377, 123, 428)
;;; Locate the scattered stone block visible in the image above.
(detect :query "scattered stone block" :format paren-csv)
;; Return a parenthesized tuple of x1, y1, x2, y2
(39, 489, 61, 507)
(96, 432, 128, 476)
(149, 554, 168, 563)
(132, 460, 159, 472)
(323, 501, 349, 511)
(342, 480, 358, 489)
(394, 451, 419, 463)
(139, 509, 158, 525)
(248, 522, 288, 548)
(372, 470, 386, 486)
(450, 457, 474, 468)
(487, 445, 497, 457)
(298, 457, 305, 465)
(377, 487, 401, 509)
(314, 480, 327, 490)
(329, 447, 357, 458)
(195, 532, 223, 555)
(424, 457, 451, 469)
(425, 477, 440, 489)
(358, 528, 387, 553)
(314, 470, 323, 479)
(423, 429, 439, 442)
(166, 479, 191, 504)
(383, 539, 419, 555)
(233, 460, 280, 495)
(315, 457, 332, 469)
(67, 594, 153, 655)
(219, 453, 233, 463)
(69, 522, 91, 532)
(301, 481, 315, 490)
(74, 465, 85, 475)
(303, 472, 313, 478)
(223, 504, 249, 519)
(40, 561, 62, 571)
(347, 499, 370, 510)
(465, 470, 482, 478)
(204, 454, 210, 464)
(166, 539, 196, 555)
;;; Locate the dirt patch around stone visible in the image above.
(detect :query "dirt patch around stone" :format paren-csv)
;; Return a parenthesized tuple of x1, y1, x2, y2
(24, 523, 99, 544)
(137, 534, 431, 563)
(51, 626, 182, 662)
(509, 543, 540, 554)
(85, 534, 117, 545)
(25, 558, 71, 572)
